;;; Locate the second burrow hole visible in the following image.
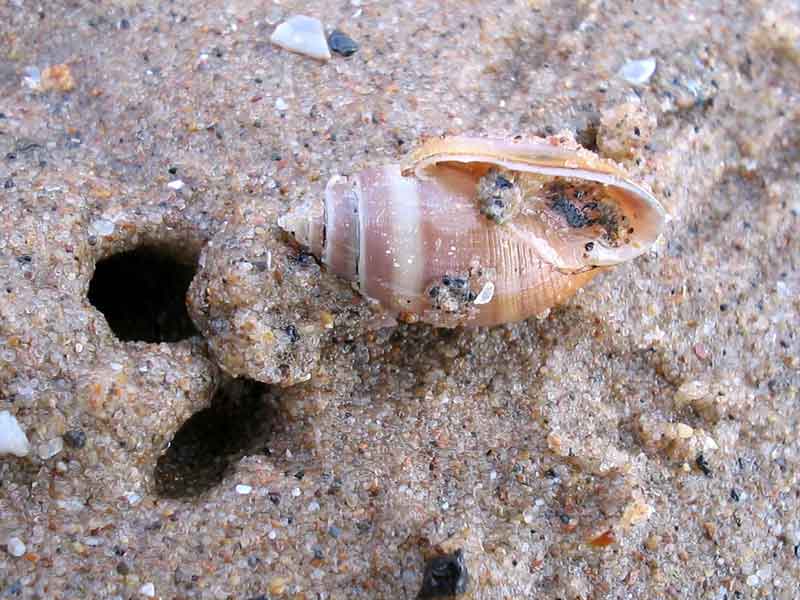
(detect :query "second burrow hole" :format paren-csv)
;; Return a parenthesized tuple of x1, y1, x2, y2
(155, 376, 281, 499)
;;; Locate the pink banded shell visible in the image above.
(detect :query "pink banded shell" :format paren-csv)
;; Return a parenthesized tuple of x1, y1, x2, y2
(279, 135, 667, 327)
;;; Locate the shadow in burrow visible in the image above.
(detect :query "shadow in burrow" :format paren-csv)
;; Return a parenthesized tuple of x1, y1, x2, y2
(88, 243, 200, 344)
(154, 375, 281, 499)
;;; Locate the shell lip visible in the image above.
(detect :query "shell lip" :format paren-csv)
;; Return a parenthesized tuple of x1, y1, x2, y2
(400, 135, 619, 178)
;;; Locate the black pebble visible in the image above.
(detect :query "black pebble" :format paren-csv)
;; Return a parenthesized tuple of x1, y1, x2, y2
(418, 549, 469, 599)
(695, 453, 712, 477)
(63, 429, 87, 449)
(285, 325, 300, 343)
(328, 30, 359, 57)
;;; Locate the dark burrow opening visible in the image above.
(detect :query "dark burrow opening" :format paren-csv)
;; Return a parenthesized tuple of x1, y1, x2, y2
(154, 377, 276, 499)
(88, 246, 199, 343)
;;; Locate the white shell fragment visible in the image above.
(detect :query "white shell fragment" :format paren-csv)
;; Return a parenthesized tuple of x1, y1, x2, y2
(88, 218, 115, 237)
(6, 537, 26, 557)
(618, 57, 657, 85)
(37, 436, 64, 460)
(0, 410, 30, 457)
(21, 66, 41, 89)
(270, 15, 332, 61)
(473, 281, 495, 305)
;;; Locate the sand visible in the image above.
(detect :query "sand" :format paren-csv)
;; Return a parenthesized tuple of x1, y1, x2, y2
(1, 0, 799, 598)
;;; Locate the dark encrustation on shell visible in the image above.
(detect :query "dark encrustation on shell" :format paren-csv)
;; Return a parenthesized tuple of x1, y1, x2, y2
(278, 134, 667, 327)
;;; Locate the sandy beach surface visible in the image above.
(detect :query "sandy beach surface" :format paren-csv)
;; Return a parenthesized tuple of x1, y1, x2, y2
(1, 1, 799, 598)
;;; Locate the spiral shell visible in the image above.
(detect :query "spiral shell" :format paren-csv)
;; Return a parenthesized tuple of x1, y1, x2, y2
(279, 134, 667, 327)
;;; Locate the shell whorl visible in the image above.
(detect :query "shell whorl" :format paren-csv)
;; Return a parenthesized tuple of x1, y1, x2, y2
(278, 135, 667, 327)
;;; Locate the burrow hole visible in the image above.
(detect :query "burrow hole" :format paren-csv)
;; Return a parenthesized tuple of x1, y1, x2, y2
(154, 377, 277, 499)
(88, 245, 199, 343)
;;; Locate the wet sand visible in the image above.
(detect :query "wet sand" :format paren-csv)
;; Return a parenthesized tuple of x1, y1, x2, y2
(1, 1, 799, 598)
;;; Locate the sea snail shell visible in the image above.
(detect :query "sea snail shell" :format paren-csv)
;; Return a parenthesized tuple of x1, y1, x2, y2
(278, 134, 667, 327)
